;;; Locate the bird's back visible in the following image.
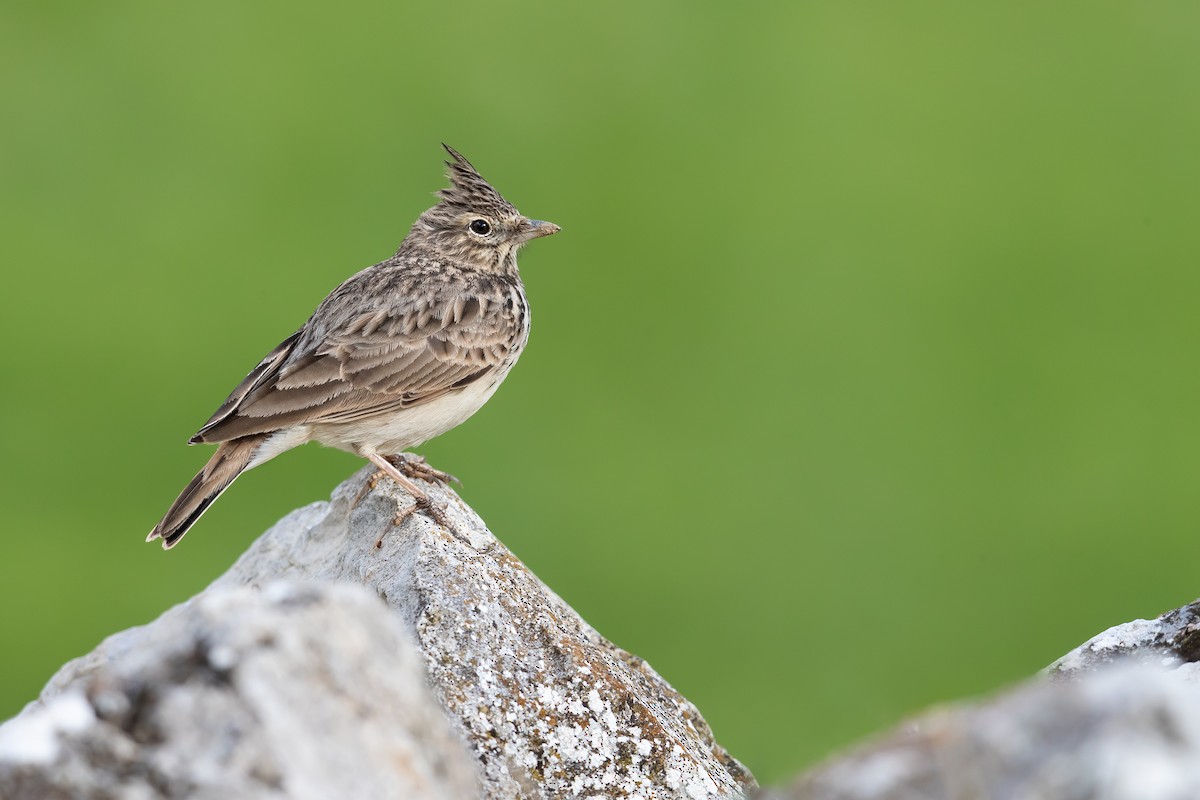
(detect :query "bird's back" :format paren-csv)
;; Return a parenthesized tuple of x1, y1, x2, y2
(192, 254, 530, 450)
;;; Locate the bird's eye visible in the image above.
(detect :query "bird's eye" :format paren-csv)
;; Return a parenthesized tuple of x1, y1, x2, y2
(469, 219, 492, 236)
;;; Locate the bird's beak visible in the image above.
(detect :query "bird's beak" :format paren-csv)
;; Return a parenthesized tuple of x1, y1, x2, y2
(520, 219, 561, 242)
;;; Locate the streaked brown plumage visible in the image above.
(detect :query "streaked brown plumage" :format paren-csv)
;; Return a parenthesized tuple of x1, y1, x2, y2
(148, 145, 559, 549)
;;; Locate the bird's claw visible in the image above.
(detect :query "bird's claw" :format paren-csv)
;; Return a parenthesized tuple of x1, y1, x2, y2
(353, 471, 384, 507)
(385, 453, 460, 485)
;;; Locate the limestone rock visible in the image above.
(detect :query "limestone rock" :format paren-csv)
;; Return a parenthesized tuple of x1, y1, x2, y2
(0, 581, 481, 800)
(1048, 598, 1200, 679)
(212, 466, 755, 800)
(762, 596, 1200, 800)
(765, 663, 1200, 800)
(2, 465, 754, 800)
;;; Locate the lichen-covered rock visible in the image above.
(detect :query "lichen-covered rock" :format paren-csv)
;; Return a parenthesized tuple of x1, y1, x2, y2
(1048, 598, 1200, 679)
(0, 582, 481, 800)
(760, 594, 1200, 800)
(764, 663, 1200, 800)
(213, 466, 755, 799)
(1, 466, 752, 799)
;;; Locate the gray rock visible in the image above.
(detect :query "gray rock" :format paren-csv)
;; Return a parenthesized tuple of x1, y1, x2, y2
(0, 581, 481, 800)
(2, 465, 755, 800)
(760, 596, 1200, 800)
(15, 457, 1200, 800)
(1048, 599, 1200, 679)
(765, 663, 1200, 800)
(213, 466, 755, 800)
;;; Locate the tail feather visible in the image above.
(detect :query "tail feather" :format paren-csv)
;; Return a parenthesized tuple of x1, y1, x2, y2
(147, 436, 262, 549)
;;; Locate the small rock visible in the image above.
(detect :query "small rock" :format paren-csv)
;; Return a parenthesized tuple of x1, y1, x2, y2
(765, 663, 1200, 800)
(0, 581, 480, 800)
(1049, 599, 1200, 680)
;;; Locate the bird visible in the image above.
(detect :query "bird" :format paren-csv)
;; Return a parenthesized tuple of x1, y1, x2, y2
(147, 145, 560, 549)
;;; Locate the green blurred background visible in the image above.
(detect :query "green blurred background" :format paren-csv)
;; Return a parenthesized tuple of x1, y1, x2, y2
(2, 0, 1199, 785)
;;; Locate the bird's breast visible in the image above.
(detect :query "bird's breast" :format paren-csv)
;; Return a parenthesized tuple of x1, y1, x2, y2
(309, 366, 514, 456)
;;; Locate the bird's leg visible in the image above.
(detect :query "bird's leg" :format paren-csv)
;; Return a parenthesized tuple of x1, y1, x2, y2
(361, 451, 466, 546)
(385, 453, 460, 485)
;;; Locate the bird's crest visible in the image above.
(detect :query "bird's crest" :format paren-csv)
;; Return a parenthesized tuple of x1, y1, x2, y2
(437, 144, 518, 218)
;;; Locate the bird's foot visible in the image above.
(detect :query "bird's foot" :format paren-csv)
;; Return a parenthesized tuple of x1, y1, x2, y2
(361, 451, 470, 548)
(376, 492, 468, 548)
(385, 453, 460, 486)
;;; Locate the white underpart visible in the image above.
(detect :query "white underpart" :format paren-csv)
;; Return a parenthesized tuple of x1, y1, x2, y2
(245, 370, 513, 470)
(320, 373, 510, 456)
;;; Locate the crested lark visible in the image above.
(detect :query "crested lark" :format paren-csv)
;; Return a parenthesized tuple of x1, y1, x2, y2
(147, 145, 559, 549)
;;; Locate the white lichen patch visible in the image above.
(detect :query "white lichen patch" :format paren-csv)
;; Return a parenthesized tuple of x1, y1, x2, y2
(1050, 618, 1173, 674)
(1082, 618, 1161, 653)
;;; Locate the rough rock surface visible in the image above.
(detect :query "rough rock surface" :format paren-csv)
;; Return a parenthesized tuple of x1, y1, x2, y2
(3, 465, 754, 800)
(212, 466, 755, 799)
(766, 663, 1200, 800)
(759, 596, 1200, 800)
(0, 582, 481, 800)
(1048, 598, 1200, 679)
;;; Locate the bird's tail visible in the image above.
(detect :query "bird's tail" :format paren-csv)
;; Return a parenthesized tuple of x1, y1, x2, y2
(147, 435, 263, 550)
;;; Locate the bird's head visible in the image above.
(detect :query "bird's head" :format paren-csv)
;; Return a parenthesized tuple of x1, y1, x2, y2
(403, 144, 560, 273)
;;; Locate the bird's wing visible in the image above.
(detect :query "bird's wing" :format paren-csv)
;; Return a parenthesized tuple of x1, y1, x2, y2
(191, 277, 522, 444)
(187, 330, 302, 444)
